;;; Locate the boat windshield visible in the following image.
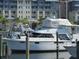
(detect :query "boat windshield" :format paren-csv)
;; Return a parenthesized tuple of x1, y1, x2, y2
(58, 34, 70, 40)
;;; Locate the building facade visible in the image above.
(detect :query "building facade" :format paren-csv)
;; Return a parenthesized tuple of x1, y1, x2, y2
(0, 0, 17, 19)
(68, 0, 79, 23)
(59, 0, 69, 19)
(31, 0, 59, 20)
(17, 0, 32, 19)
(0, 0, 59, 20)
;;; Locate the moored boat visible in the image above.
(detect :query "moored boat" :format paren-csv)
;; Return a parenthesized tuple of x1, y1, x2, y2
(3, 17, 72, 52)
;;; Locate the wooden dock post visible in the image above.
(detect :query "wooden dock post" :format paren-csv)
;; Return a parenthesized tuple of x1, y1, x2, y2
(2, 42, 6, 57)
(56, 32, 59, 59)
(76, 39, 79, 59)
(0, 34, 2, 57)
(24, 31, 29, 59)
(6, 43, 12, 57)
(2, 38, 12, 58)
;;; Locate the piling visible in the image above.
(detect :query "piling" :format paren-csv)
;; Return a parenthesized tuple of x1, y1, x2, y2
(56, 32, 59, 59)
(2, 38, 11, 58)
(2, 42, 6, 57)
(0, 34, 7, 57)
(6, 43, 12, 56)
(24, 31, 29, 59)
(76, 39, 79, 59)
(0, 34, 2, 57)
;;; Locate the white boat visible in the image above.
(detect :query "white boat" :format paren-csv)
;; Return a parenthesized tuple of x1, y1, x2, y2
(3, 17, 72, 51)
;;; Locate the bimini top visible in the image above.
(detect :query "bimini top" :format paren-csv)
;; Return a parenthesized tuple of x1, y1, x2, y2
(42, 17, 72, 28)
(58, 18, 72, 26)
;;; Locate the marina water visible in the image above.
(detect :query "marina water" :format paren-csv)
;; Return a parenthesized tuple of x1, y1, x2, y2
(2, 52, 72, 59)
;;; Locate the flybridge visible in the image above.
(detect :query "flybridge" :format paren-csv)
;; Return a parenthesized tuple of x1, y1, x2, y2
(41, 17, 72, 28)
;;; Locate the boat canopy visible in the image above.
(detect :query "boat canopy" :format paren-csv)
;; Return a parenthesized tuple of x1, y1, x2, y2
(42, 17, 72, 28)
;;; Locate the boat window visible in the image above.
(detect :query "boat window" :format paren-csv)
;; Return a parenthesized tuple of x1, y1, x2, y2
(54, 42, 64, 43)
(31, 32, 54, 38)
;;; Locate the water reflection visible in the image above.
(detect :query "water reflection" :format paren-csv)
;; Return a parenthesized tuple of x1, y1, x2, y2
(2, 52, 71, 59)
(30, 52, 71, 59)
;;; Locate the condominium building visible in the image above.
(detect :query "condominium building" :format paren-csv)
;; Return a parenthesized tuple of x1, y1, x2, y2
(31, 0, 59, 20)
(0, 0, 17, 19)
(68, 0, 79, 22)
(0, 0, 59, 20)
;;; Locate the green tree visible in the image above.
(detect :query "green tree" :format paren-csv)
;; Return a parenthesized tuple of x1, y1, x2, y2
(20, 18, 29, 24)
(0, 16, 8, 24)
(31, 22, 38, 29)
(0, 16, 9, 31)
(38, 16, 45, 25)
(14, 17, 21, 24)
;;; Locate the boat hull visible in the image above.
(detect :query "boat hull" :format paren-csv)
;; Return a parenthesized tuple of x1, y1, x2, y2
(5, 40, 66, 51)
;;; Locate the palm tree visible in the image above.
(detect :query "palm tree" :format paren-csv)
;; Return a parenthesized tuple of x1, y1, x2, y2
(20, 18, 29, 24)
(0, 16, 8, 24)
(14, 17, 21, 24)
(38, 16, 45, 25)
(31, 21, 38, 29)
(0, 16, 9, 31)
